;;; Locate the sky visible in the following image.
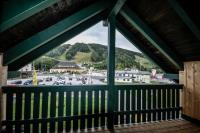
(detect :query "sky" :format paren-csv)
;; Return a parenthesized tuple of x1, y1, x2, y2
(64, 21, 141, 53)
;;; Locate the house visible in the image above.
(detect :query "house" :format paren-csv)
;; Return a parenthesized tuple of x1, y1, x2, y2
(105, 70, 151, 83)
(19, 63, 33, 72)
(115, 70, 150, 83)
(50, 61, 82, 73)
(115, 76, 133, 83)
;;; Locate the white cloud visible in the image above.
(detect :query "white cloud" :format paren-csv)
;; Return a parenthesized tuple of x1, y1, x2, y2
(64, 21, 141, 53)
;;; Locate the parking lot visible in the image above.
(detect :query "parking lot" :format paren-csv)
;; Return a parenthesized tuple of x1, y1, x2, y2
(7, 74, 105, 86)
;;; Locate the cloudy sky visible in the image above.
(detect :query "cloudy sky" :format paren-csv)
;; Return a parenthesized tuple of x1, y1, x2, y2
(64, 21, 141, 53)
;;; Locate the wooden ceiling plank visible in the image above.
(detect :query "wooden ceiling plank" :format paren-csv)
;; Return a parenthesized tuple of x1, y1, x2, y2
(0, 0, 59, 33)
(168, 0, 200, 41)
(116, 20, 174, 73)
(3, 0, 112, 66)
(7, 12, 106, 71)
(120, 5, 183, 70)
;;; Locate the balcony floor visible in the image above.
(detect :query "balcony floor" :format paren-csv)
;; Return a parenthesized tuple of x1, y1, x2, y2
(83, 119, 200, 133)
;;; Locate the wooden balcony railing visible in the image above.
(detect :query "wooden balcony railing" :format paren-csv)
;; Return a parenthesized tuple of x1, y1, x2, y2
(1, 84, 182, 132)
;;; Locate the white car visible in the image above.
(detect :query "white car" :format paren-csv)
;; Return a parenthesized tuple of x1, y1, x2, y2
(53, 80, 65, 85)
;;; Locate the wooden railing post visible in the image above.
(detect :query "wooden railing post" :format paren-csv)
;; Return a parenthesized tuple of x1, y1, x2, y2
(0, 54, 8, 132)
(107, 15, 116, 130)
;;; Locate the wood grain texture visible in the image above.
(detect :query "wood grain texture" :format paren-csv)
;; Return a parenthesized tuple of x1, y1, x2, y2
(0, 55, 7, 132)
(182, 61, 200, 120)
(83, 120, 200, 133)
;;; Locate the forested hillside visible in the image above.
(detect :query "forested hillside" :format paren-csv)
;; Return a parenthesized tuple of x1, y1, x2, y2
(34, 43, 158, 71)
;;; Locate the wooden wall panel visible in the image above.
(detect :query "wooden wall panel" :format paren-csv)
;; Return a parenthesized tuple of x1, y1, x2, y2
(194, 63, 200, 119)
(181, 61, 200, 120)
(0, 54, 7, 132)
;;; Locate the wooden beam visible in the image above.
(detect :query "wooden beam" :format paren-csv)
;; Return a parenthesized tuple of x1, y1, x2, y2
(168, 0, 200, 41)
(3, 0, 112, 66)
(107, 15, 116, 130)
(7, 12, 106, 71)
(0, 0, 58, 32)
(108, 0, 127, 18)
(120, 5, 183, 70)
(116, 20, 173, 73)
(103, 0, 126, 27)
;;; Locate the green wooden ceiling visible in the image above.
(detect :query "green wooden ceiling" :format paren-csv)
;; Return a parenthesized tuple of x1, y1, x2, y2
(0, 0, 199, 73)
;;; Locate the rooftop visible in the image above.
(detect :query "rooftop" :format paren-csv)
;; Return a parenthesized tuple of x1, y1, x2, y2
(52, 61, 80, 69)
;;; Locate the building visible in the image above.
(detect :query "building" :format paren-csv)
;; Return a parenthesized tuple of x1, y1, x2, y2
(18, 63, 33, 78)
(105, 70, 151, 83)
(50, 61, 82, 73)
(115, 76, 133, 83)
(115, 70, 151, 83)
(19, 63, 33, 72)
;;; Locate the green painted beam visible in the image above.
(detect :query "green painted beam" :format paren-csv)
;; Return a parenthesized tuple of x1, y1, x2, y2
(103, 0, 126, 26)
(8, 12, 106, 71)
(0, 0, 58, 32)
(120, 5, 183, 70)
(4, 0, 112, 66)
(116, 20, 173, 73)
(168, 0, 200, 41)
(108, 0, 127, 17)
(107, 15, 116, 129)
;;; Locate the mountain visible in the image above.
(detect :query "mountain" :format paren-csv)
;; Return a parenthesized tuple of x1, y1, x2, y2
(34, 43, 158, 71)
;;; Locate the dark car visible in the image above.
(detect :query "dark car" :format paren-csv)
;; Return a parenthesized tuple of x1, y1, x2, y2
(46, 77, 52, 82)
(11, 80, 22, 85)
(23, 80, 33, 85)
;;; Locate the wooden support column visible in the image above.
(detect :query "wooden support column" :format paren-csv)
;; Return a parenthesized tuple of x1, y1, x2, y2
(0, 54, 7, 132)
(180, 61, 200, 121)
(107, 15, 116, 130)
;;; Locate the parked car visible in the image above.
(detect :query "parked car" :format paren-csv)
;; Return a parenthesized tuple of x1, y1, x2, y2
(38, 79, 45, 85)
(53, 80, 65, 85)
(23, 80, 33, 85)
(10, 80, 22, 85)
(45, 77, 52, 82)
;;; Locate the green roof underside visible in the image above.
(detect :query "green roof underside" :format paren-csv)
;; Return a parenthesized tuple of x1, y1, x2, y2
(1, 0, 200, 73)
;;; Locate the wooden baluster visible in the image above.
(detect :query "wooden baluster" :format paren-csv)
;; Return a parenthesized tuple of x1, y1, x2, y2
(132, 89, 136, 123)
(65, 92, 71, 131)
(157, 89, 161, 121)
(147, 89, 151, 122)
(58, 91, 64, 132)
(176, 89, 180, 118)
(41, 92, 48, 133)
(162, 89, 166, 120)
(114, 90, 119, 125)
(24, 92, 31, 132)
(50, 92, 56, 132)
(33, 92, 40, 133)
(73, 91, 79, 130)
(100, 90, 105, 127)
(167, 89, 171, 119)
(80, 91, 86, 130)
(120, 90, 124, 125)
(172, 89, 176, 119)
(87, 91, 92, 129)
(6, 92, 13, 133)
(142, 89, 146, 122)
(137, 89, 141, 123)
(15, 92, 23, 133)
(94, 90, 99, 128)
(126, 90, 130, 124)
